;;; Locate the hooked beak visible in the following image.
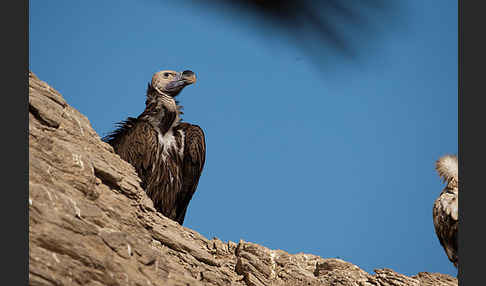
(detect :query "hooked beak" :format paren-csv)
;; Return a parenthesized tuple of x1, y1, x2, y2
(162, 70, 197, 96)
(181, 70, 196, 85)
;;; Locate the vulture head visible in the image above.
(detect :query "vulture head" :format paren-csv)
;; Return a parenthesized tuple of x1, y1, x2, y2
(146, 69, 196, 114)
(150, 70, 197, 97)
(143, 69, 197, 131)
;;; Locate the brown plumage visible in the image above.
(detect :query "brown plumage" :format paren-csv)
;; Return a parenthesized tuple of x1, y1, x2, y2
(103, 70, 205, 225)
(433, 154, 459, 268)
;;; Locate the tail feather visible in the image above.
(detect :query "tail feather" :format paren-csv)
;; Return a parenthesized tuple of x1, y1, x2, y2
(435, 154, 458, 183)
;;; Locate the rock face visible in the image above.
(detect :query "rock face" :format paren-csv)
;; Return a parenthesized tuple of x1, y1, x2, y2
(29, 71, 458, 286)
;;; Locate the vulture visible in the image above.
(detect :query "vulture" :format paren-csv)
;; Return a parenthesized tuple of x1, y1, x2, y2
(103, 70, 205, 225)
(433, 154, 459, 268)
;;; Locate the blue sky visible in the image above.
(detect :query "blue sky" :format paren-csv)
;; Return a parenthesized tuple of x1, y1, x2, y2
(30, 0, 457, 277)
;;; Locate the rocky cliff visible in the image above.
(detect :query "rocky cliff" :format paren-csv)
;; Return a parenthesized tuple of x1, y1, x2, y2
(29, 71, 458, 286)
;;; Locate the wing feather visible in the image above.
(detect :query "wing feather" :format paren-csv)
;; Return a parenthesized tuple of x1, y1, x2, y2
(433, 183, 459, 268)
(175, 123, 206, 224)
(103, 118, 158, 189)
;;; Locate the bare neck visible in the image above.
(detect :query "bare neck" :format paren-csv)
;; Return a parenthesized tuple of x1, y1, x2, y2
(140, 91, 182, 134)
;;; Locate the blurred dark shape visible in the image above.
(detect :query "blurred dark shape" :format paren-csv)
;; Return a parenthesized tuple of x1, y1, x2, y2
(190, 0, 401, 71)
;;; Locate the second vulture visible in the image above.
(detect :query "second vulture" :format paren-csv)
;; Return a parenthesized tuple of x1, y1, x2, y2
(433, 154, 459, 268)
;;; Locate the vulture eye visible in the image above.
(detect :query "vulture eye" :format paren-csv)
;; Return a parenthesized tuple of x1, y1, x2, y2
(164, 72, 170, 78)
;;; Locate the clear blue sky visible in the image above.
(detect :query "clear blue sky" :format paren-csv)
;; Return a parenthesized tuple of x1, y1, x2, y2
(30, 0, 457, 277)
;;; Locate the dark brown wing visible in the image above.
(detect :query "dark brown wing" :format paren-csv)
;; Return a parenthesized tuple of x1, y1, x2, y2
(174, 123, 206, 224)
(102, 117, 138, 146)
(103, 118, 159, 190)
(433, 187, 459, 268)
